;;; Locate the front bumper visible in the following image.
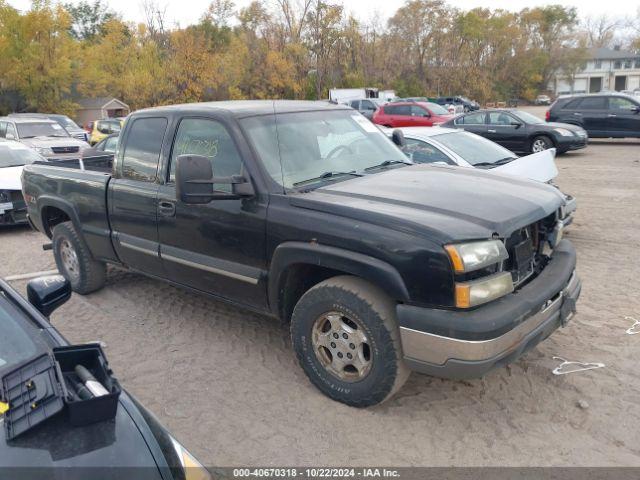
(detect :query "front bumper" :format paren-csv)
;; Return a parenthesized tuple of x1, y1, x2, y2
(398, 240, 580, 379)
(557, 135, 588, 152)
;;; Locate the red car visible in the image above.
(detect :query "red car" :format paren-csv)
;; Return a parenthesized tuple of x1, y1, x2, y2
(372, 101, 455, 127)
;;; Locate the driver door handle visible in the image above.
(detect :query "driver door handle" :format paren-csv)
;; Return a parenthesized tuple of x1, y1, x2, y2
(607, 114, 617, 117)
(158, 200, 176, 217)
(488, 129, 497, 133)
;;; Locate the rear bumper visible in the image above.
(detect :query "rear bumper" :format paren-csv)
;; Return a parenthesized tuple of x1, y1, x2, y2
(397, 240, 580, 379)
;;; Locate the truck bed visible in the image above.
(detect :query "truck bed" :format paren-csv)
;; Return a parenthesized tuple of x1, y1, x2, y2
(22, 163, 119, 263)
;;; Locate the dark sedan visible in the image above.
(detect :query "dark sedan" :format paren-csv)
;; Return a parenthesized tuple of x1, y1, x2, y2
(442, 109, 588, 154)
(0, 276, 210, 480)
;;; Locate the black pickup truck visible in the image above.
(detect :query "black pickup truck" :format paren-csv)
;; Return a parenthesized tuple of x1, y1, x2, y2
(22, 101, 581, 407)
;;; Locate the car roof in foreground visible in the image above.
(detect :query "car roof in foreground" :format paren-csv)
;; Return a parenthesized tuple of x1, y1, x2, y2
(133, 100, 351, 119)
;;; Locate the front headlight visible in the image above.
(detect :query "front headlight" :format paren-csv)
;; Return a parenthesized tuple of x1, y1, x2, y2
(445, 240, 508, 273)
(455, 272, 514, 308)
(554, 128, 574, 137)
(34, 146, 52, 155)
(170, 435, 212, 480)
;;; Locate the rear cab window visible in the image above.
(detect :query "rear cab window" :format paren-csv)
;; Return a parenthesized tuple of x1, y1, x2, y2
(121, 117, 168, 182)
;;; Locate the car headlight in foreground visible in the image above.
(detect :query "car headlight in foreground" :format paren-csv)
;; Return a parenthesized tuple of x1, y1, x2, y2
(445, 240, 513, 308)
(445, 240, 508, 273)
(554, 128, 574, 137)
(169, 435, 212, 480)
(34, 146, 53, 155)
(454, 272, 514, 308)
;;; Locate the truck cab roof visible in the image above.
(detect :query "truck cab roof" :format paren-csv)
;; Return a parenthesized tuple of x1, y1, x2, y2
(133, 100, 351, 119)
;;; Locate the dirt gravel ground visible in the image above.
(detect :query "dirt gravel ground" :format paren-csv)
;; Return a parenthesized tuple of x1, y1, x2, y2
(1, 122, 639, 467)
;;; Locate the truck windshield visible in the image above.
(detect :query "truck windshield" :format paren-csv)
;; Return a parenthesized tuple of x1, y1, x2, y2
(17, 122, 70, 138)
(241, 110, 409, 189)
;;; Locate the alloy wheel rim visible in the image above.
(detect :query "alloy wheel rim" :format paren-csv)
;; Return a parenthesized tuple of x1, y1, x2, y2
(311, 311, 372, 382)
(532, 139, 547, 152)
(59, 239, 80, 280)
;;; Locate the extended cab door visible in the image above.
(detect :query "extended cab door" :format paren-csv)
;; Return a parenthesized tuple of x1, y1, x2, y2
(156, 116, 268, 309)
(108, 116, 168, 277)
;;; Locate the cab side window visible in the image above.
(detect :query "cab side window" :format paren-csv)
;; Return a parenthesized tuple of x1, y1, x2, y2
(169, 118, 243, 192)
(121, 117, 168, 182)
(0, 122, 6, 138)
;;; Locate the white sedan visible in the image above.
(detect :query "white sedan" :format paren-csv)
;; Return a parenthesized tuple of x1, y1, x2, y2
(389, 126, 577, 225)
(0, 139, 45, 225)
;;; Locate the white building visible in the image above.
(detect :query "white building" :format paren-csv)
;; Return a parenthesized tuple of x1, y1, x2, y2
(551, 47, 640, 95)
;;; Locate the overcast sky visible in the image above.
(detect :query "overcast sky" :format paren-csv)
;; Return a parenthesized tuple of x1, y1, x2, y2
(6, 0, 637, 27)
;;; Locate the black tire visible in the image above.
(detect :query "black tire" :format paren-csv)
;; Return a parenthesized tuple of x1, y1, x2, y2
(291, 275, 410, 407)
(530, 135, 553, 153)
(52, 221, 106, 294)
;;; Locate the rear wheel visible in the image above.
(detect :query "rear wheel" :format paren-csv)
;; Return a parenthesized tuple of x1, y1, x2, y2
(291, 276, 410, 407)
(52, 221, 106, 294)
(531, 135, 553, 153)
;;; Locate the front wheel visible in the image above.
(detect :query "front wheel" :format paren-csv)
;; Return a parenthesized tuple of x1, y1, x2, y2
(530, 135, 553, 153)
(291, 276, 410, 407)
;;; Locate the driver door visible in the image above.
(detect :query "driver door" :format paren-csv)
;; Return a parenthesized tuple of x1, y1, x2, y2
(486, 112, 525, 150)
(156, 116, 268, 309)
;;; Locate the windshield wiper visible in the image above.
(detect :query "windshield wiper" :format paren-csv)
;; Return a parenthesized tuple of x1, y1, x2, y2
(363, 160, 412, 172)
(474, 157, 516, 168)
(293, 171, 363, 187)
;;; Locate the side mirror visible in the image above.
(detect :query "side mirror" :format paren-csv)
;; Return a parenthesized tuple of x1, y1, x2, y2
(27, 275, 71, 317)
(175, 154, 254, 204)
(510, 122, 522, 128)
(631, 105, 640, 113)
(6, 133, 16, 140)
(391, 129, 406, 147)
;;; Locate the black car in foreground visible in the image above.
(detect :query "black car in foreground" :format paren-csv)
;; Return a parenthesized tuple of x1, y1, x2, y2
(23, 100, 581, 407)
(0, 276, 210, 480)
(442, 109, 588, 154)
(547, 92, 640, 138)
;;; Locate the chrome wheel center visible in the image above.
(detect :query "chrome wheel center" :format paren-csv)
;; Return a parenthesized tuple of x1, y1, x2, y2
(60, 239, 80, 280)
(311, 312, 372, 382)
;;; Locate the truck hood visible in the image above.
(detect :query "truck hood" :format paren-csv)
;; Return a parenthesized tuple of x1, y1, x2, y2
(0, 166, 23, 190)
(292, 164, 565, 242)
(20, 137, 89, 148)
(492, 149, 558, 183)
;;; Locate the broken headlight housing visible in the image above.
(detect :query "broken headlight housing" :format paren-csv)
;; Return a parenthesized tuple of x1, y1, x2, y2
(445, 240, 508, 273)
(445, 240, 513, 308)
